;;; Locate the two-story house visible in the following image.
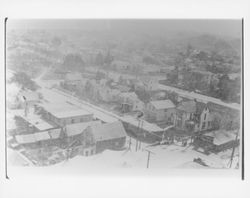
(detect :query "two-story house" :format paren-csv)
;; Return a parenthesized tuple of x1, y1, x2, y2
(146, 99, 176, 123)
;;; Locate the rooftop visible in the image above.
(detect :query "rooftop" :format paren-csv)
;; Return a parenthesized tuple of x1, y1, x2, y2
(13, 110, 55, 131)
(204, 130, 238, 145)
(150, 100, 175, 110)
(89, 121, 127, 141)
(65, 121, 102, 137)
(177, 100, 197, 113)
(39, 102, 93, 119)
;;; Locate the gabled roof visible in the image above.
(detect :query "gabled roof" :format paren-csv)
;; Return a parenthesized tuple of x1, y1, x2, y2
(89, 121, 127, 141)
(150, 100, 175, 110)
(177, 100, 196, 113)
(65, 121, 101, 137)
(196, 101, 208, 114)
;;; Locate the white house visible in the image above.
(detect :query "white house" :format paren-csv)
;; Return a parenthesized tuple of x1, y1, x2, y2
(146, 99, 176, 122)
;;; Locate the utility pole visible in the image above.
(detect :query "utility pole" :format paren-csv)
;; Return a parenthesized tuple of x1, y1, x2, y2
(144, 149, 154, 169)
(228, 132, 239, 168)
(138, 120, 143, 150)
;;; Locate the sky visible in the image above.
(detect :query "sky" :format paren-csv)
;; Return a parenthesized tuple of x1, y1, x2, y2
(7, 19, 242, 39)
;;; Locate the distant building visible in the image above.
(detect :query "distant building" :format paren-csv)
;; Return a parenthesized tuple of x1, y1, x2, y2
(175, 100, 197, 131)
(118, 92, 144, 112)
(83, 121, 127, 155)
(37, 103, 93, 127)
(146, 99, 176, 122)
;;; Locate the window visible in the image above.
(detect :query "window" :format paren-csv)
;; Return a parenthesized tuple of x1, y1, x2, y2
(71, 119, 75, 124)
(85, 150, 89, 156)
(202, 122, 206, 130)
(80, 118, 84, 122)
(204, 113, 207, 120)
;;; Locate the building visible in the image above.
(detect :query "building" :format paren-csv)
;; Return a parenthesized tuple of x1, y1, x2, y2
(175, 100, 197, 131)
(146, 99, 176, 123)
(193, 129, 239, 153)
(37, 103, 93, 127)
(83, 121, 127, 155)
(118, 92, 144, 112)
(194, 102, 213, 132)
(175, 100, 213, 132)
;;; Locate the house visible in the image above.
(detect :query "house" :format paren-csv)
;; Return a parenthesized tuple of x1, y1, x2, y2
(82, 121, 127, 155)
(118, 92, 145, 112)
(194, 102, 213, 132)
(175, 100, 213, 132)
(64, 121, 102, 151)
(146, 99, 176, 123)
(37, 103, 93, 127)
(193, 129, 239, 153)
(175, 100, 197, 131)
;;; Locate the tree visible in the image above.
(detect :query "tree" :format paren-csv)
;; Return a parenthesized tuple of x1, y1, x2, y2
(104, 51, 114, 66)
(135, 89, 151, 103)
(95, 52, 104, 66)
(62, 53, 85, 72)
(166, 91, 179, 105)
(142, 55, 161, 65)
(95, 71, 106, 80)
(166, 67, 179, 85)
(51, 37, 62, 47)
(10, 72, 38, 91)
(217, 74, 231, 101)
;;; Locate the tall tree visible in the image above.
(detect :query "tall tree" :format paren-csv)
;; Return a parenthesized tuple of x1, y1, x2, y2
(62, 53, 85, 72)
(10, 72, 38, 91)
(95, 52, 104, 66)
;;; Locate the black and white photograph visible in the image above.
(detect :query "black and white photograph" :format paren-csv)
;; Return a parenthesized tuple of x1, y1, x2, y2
(1, 1, 250, 198)
(5, 19, 242, 172)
